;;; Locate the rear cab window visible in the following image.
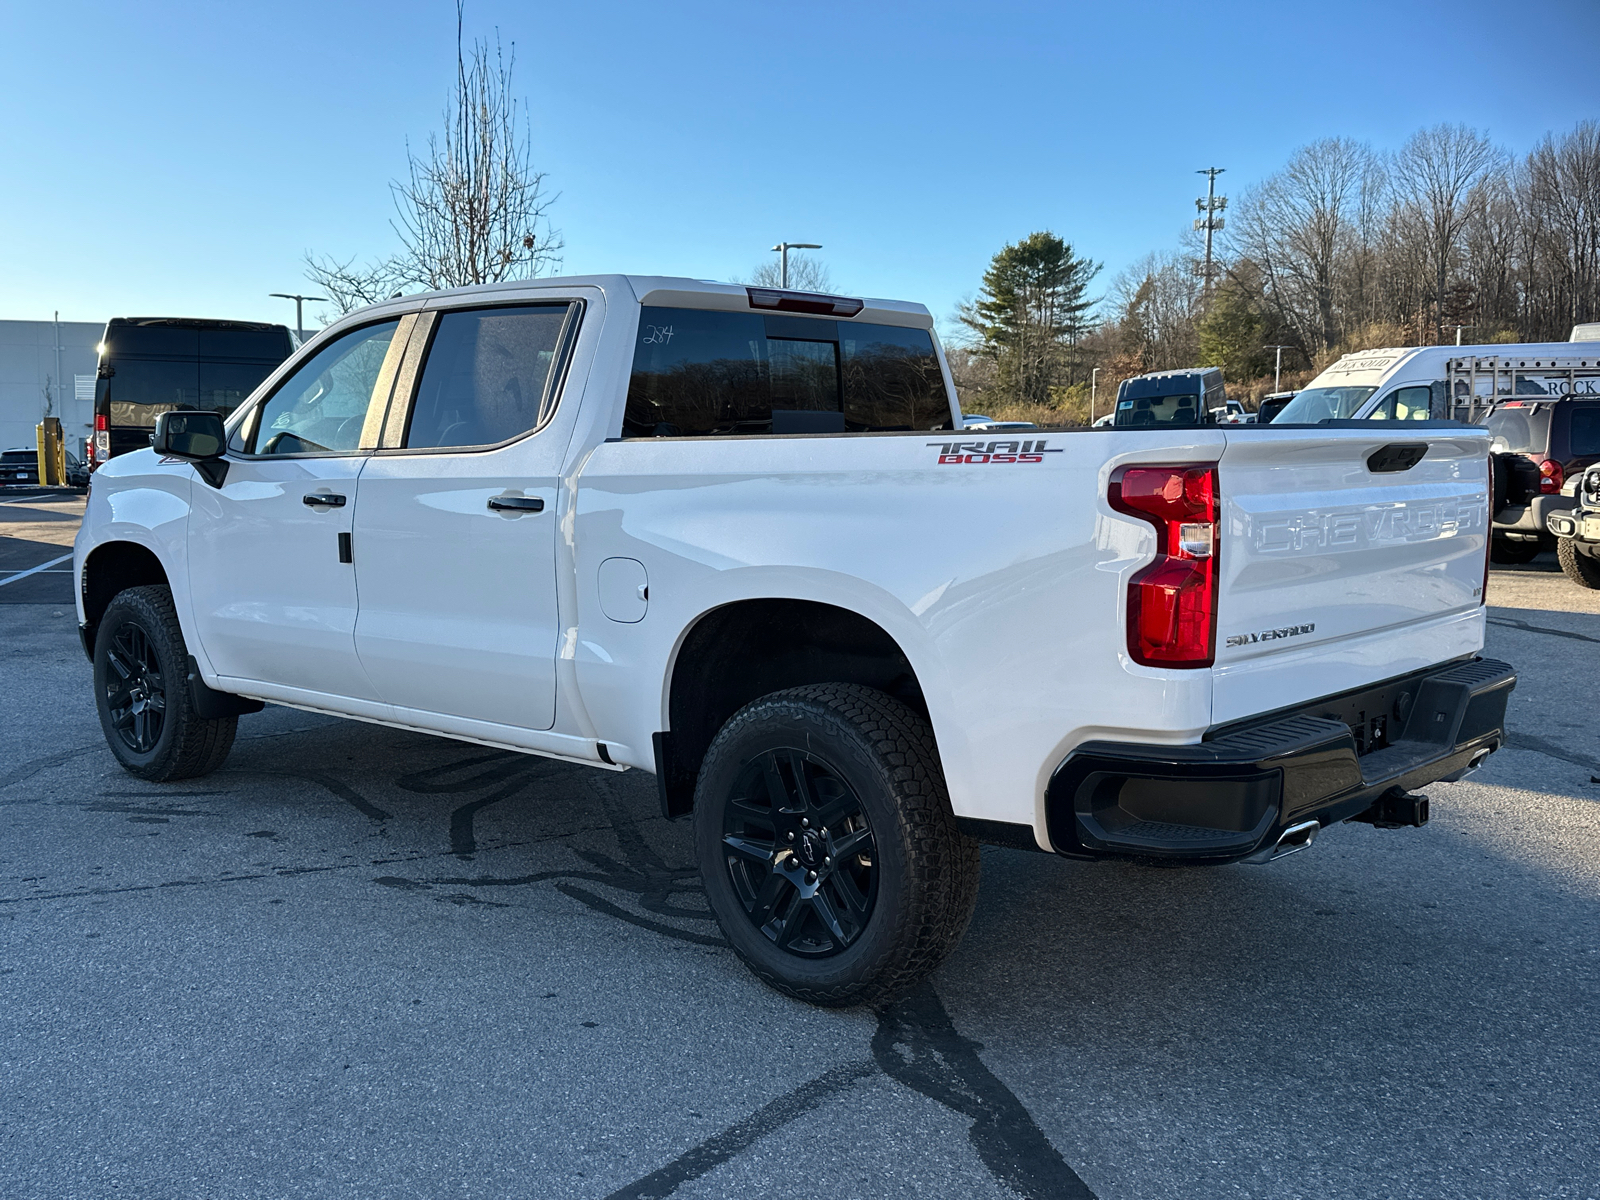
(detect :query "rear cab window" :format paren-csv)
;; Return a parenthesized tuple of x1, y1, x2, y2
(623, 306, 950, 436)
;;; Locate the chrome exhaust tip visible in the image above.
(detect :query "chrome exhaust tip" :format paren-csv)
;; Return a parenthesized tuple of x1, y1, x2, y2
(1243, 819, 1320, 865)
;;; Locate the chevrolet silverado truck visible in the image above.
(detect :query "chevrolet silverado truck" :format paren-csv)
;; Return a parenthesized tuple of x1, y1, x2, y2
(75, 276, 1516, 1005)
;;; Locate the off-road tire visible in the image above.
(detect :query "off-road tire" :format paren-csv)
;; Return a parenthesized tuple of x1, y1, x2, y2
(694, 684, 980, 1007)
(1491, 536, 1541, 565)
(1557, 537, 1600, 589)
(94, 585, 238, 781)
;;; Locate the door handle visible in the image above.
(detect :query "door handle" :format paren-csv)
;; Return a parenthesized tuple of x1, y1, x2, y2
(487, 495, 545, 513)
(303, 492, 347, 508)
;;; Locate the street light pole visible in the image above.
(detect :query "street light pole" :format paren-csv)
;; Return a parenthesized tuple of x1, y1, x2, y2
(1090, 367, 1100, 423)
(269, 293, 329, 344)
(769, 242, 822, 289)
(1264, 344, 1293, 393)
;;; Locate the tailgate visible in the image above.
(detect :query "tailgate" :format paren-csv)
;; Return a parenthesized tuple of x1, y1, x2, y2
(1211, 427, 1491, 724)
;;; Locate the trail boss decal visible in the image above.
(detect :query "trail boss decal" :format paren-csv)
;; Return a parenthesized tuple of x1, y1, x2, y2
(927, 439, 1064, 465)
(1226, 623, 1315, 649)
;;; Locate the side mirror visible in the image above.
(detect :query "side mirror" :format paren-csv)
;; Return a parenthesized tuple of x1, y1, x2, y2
(152, 410, 228, 487)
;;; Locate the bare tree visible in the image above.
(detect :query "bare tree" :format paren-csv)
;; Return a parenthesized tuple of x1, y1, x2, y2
(305, 2, 561, 311)
(1391, 124, 1507, 340)
(1227, 138, 1385, 354)
(740, 252, 834, 293)
(1522, 120, 1600, 337)
(303, 254, 413, 317)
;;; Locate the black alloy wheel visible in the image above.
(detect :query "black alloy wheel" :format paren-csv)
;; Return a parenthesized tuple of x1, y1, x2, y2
(103, 620, 167, 754)
(694, 684, 981, 1006)
(721, 748, 878, 957)
(93, 585, 239, 781)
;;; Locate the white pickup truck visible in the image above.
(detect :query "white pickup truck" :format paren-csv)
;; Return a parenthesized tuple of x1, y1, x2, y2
(75, 275, 1516, 1004)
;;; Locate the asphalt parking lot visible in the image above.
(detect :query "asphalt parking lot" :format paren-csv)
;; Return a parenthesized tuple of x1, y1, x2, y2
(2, 497, 1598, 1200)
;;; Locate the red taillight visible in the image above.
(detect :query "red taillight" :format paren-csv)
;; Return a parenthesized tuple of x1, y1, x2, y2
(89, 413, 109, 468)
(1536, 457, 1563, 494)
(1109, 464, 1219, 668)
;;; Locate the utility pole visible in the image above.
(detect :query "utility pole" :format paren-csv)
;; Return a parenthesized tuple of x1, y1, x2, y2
(770, 242, 821, 289)
(1194, 168, 1227, 302)
(1264, 344, 1293, 393)
(269, 293, 328, 344)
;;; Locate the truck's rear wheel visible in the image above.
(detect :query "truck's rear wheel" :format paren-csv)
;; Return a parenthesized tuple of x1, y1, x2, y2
(1557, 537, 1600, 589)
(693, 684, 980, 1006)
(94, 585, 238, 781)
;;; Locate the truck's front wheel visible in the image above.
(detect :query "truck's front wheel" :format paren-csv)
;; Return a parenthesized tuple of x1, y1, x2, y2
(93, 585, 238, 781)
(1557, 537, 1600, 589)
(694, 684, 980, 1006)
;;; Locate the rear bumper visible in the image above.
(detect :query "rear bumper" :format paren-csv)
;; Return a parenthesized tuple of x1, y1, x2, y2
(1495, 494, 1573, 535)
(1044, 657, 1516, 863)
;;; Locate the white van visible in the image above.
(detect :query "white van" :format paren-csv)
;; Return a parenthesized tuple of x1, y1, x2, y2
(1274, 343, 1600, 424)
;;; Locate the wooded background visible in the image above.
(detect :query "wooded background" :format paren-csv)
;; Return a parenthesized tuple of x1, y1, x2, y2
(949, 120, 1600, 424)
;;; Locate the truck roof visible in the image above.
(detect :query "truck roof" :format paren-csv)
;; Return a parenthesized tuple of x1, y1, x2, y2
(397, 274, 936, 330)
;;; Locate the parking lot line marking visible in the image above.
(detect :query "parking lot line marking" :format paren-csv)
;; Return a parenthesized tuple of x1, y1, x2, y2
(0, 553, 73, 587)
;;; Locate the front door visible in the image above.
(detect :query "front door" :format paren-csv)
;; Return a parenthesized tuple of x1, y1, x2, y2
(351, 302, 576, 731)
(187, 316, 408, 700)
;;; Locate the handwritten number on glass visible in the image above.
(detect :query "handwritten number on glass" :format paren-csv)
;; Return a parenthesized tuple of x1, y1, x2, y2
(641, 325, 674, 346)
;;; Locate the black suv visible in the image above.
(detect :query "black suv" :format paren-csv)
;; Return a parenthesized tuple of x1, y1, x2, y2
(1485, 395, 1600, 562)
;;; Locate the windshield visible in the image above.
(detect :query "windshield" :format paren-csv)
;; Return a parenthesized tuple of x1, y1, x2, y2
(1274, 385, 1378, 423)
(1483, 405, 1552, 454)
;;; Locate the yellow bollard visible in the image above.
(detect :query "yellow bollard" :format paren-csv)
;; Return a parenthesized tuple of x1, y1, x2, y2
(35, 417, 65, 487)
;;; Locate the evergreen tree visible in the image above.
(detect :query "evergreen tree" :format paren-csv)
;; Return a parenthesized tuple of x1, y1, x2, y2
(1198, 274, 1268, 382)
(960, 232, 1100, 407)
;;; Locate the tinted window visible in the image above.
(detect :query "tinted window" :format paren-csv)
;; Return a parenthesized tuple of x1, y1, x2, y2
(624, 306, 948, 435)
(199, 360, 280, 415)
(103, 325, 199, 359)
(99, 360, 201, 426)
(250, 320, 401, 455)
(405, 305, 571, 450)
(1570, 405, 1600, 457)
(2, 451, 35, 466)
(198, 328, 292, 361)
(841, 324, 949, 429)
(1484, 406, 1552, 454)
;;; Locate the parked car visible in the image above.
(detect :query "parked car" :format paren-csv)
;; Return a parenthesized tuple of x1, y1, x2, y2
(1, 447, 39, 485)
(65, 450, 90, 488)
(1113, 367, 1227, 427)
(1256, 392, 1297, 424)
(76, 275, 1516, 1005)
(1546, 464, 1600, 587)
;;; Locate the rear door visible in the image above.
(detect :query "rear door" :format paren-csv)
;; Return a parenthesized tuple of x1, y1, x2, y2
(349, 300, 580, 732)
(1210, 427, 1491, 723)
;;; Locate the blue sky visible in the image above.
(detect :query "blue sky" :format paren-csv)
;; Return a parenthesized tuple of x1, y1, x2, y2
(2, 0, 1596, 333)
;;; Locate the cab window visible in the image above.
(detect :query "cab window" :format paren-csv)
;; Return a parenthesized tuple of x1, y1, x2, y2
(243, 320, 402, 455)
(624, 306, 950, 436)
(403, 305, 574, 450)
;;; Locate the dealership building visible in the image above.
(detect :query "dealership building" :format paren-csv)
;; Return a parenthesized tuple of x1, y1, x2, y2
(0, 319, 101, 459)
